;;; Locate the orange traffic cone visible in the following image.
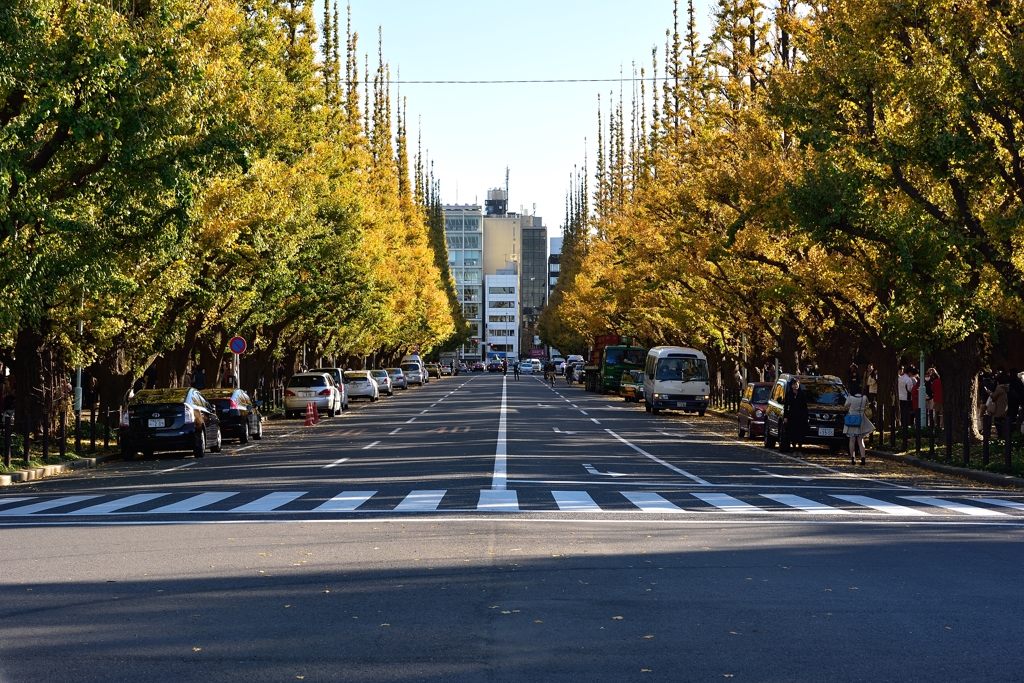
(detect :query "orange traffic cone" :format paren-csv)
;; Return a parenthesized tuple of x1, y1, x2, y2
(304, 402, 316, 427)
(312, 403, 321, 424)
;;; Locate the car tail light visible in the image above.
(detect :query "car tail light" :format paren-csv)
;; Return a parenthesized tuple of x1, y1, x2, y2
(318, 388, 331, 396)
(183, 405, 194, 424)
(120, 410, 130, 428)
(285, 389, 296, 397)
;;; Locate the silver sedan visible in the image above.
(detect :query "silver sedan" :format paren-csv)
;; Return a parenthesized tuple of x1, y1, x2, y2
(371, 369, 394, 396)
(386, 368, 407, 390)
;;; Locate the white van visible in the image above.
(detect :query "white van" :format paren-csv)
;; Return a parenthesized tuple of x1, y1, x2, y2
(400, 354, 428, 384)
(643, 346, 711, 415)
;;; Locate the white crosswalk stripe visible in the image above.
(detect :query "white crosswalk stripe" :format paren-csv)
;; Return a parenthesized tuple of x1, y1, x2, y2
(1, 491, 1023, 517)
(0, 496, 100, 515)
(761, 493, 850, 514)
(150, 492, 239, 513)
(621, 491, 685, 512)
(394, 490, 446, 511)
(314, 491, 376, 512)
(831, 495, 930, 516)
(552, 491, 601, 512)
(899, 497, 1008, 517)
(232, 492, 307, 512)
(690, 492, 766, 513)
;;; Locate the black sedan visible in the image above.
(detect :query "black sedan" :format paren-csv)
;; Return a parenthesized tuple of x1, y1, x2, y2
(119, 388, 222, 459)
(487, 361, 502, 372)
(203, 388, 263, 443)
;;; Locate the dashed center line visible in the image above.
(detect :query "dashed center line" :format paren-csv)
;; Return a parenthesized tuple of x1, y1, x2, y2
(362, 441, 381, 450)
(389, 428, 402, 435)
(323, 458, 349, 469)
(160, 462, 196, 473)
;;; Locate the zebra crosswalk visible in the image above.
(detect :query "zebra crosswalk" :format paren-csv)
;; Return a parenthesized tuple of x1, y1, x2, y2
(1, 490, 1023, 519)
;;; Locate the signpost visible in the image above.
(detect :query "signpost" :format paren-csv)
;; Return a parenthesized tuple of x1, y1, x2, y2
(229, 336, 246, 388)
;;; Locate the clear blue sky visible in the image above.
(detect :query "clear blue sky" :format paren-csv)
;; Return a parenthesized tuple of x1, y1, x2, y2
(318, 0, 714, 235)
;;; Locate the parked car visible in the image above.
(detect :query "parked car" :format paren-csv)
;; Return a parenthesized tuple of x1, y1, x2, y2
(401, 354, 428, 383)
(487, 361, 502, 372)
(203, 388, 263, 443)
(763, 374, 849, 450)
(402, 361, 425, 386)
(313, 368, 350, 411)
(345, 371, 380, 401)
(471, 361, 485, 372)
(119, 388, 222, 459)
(425, 363, 442, 379)
(387, 367, 408, 390)
(737, 382, 773, 439)
(284, 372, 343, 418)
(619, 370, 644, 402)
(459, 363, 469, 374)
(553, 357, 566, 373)
(371, 369, 394, 396)
(440, 364, 452, 376)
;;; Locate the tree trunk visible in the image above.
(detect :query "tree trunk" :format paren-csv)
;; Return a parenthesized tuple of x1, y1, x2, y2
(931, 335, 984, 441)
(780, 320, 800, 374)
(12, 327, 47, 434)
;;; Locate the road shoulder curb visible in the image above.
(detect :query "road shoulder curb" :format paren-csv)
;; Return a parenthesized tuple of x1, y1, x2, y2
(1, 453, 119, 486)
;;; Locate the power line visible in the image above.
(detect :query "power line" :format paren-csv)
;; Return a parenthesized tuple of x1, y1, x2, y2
(391, 78, 670, 84)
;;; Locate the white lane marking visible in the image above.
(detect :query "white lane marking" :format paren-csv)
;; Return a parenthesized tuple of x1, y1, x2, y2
(761, 493, 850, 514)
(831, 495, 930, 515)
(0, 496, 100, 516)
(71, 493, 170, 515)
(571, 404, 579, 408)
(394, 490, 446, 511)
(150, 492, 239, 513)
(419, 410, 428, 415)
(277, 431, 297, 439)
(323, 458, 349, 469)
(751, 467, 813, 481)
(621, 491, 685, 512)
(580, 410, 589, 415)
(552, 427, 579, 435)
(314, 491, 376, 512)
(552, 491, 602, 512)
(161, 461, 196, 473)
(389, 428, 402, 435)
(406, 417, 417, 423)
(605, 429, 712, 485)
(231, 492, 307, 512)
(232, 444, 257, 453)
(971, 498, 1024, 512)
(691, 492, 766, 513)
(430, 404, 437, 407)
(0, 497, 35, 508)
(583, 464, 626, 477)
(477, 489, 519, 511)
(492, 375, 508, 490)
(900, 496, 1008, 517)
(362, 441, 381, 450)
(591, 418, 601, 425)
(564, 399, 571, 403)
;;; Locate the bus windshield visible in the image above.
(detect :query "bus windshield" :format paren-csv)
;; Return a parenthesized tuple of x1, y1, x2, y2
(604, 347, 646, 367)
(656, 357, 709, 382)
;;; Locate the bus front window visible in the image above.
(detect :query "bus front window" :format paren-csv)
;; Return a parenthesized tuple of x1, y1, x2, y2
(655, 358, 709, 382)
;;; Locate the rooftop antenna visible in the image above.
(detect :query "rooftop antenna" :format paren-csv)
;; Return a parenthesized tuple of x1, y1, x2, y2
(456, 179, 458, 204)
(505, 167, 509, 215)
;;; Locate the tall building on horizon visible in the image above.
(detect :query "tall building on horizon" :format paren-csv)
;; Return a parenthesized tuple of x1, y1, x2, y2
(443, 204, 483, 361)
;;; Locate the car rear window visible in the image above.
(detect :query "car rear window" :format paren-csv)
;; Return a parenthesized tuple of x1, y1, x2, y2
(288, 375, 327, 388)
(401, 364, 418, 372)
(751, 386, 771, 403)
(372, 370, 388, 377)
(130, 389, 189, 405)
(387, 368, 402, 375)
(344, 372, 368, 381)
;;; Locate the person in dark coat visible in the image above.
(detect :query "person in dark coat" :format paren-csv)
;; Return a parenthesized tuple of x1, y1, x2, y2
(782, 380, 809, 452)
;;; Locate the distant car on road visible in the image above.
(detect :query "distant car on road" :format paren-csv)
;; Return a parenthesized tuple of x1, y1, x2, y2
(120, 388, 222, 459)
(203, 388, 263, 443)
(344, 371, 380, 402)
(459, 363, 469, 374)
(371, 369, 394, 396)
(284, 372, 343, 418)
(386, 367, 407, 390)
(738, 382, 773, 439)
(471, 362, 485, 372)
(763, 374, 848, 450)
(425, 363, 442, 379)
(402, 361, 425, 386)
(440, 364, 452, 376)
(487, 361, 502, 372)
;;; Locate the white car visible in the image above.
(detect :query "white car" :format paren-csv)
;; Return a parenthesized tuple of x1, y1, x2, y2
(344, 371, 380, 402)
(401, 361, 425, 386)
(553, 357, 566, 373)
(519, 361, 534, 374)
(370, 369, 394, 396)
(284, 372, 343, 418)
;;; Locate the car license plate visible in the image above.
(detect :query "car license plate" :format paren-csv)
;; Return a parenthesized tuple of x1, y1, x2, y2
(148, 418, 165, 428)
(818, 427, 834, 437)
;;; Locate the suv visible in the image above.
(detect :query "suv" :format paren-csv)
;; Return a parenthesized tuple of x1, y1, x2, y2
(763, 374, 848, 450)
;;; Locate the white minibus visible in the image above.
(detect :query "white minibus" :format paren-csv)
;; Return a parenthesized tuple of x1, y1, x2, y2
(643, 346, 711, 415)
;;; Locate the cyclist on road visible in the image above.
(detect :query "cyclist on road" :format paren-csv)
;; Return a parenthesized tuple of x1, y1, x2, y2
(543, 360, 556, 387)
(565, 362, 575, 386)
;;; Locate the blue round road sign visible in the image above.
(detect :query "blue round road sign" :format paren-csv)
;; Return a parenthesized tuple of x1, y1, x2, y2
(229, 336, 247, 354)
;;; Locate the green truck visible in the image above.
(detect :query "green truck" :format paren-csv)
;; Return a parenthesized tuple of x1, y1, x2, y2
(586, 342, 647, 394)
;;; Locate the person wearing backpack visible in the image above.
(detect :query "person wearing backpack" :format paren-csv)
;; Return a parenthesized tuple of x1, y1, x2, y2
(843, 380, 874, 466)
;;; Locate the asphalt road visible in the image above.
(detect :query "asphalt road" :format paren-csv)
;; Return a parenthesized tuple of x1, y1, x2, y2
(2, 372, 1023, 682)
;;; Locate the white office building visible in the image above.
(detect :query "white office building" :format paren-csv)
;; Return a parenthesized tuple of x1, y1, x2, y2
(443, 204, 484, 360)
(484, 273, 518, 359)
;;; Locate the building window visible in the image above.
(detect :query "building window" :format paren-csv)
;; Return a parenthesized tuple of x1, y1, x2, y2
(463, 234, 481, 249)
(550, 263, 560, 272)
(463, 304, 480, 319)
(488, 301, 515, 309)
(462, 286, 481, 302)
(488, 315, 513, 323)
(488, 286, 515, 294)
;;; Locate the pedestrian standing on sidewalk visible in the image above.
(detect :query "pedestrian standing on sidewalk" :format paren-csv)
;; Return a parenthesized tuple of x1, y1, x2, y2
(1008, 367, 1023, 430)
(898, 365, 915, 427)
(864, 365, 878, 413)
(781, 381, 807, 452)
(990, 373, 1010, 438)
(927, 368, 942, 429)
(844, 380, 874, 465)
